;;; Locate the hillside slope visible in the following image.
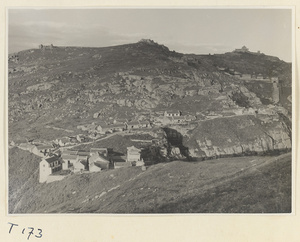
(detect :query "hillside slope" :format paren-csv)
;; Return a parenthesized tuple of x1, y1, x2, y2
(8, 40, 292, 213)
(10, 149, 291, 213)
(8, 40, 292, 157)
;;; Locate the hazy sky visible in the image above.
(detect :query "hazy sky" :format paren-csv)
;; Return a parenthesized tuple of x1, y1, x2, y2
(8, 8, 292, 62)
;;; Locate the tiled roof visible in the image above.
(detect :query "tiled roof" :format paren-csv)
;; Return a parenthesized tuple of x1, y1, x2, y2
(111, 156, 126, 163)
(90, 148, 107, 153)
(78, 155, 88, 161)
(61, 154, 78, 160)
(45, 156, 60, 163)
(78, 150, 90, 156)
(165, 110, 180, 114)
(127, 146, 141, 152)
(62, 150, 78, 155)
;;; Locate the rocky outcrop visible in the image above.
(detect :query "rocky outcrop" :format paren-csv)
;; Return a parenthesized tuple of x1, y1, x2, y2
(185, 115, 291, 159)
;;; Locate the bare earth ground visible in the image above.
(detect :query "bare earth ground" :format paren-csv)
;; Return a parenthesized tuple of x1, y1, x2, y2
(9, 147, 291, 214)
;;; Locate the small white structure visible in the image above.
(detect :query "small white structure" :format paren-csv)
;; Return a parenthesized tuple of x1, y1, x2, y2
(39, 156, 61, 183)
(164, 110, 181, 117)
(125, 121, 140, 130)
(127, 146, 141, 163)
(89, 153, 109, 172)
(73, 159, 87, 173)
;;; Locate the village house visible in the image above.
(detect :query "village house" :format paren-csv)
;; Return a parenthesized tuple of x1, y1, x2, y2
(97, 122, 112, 134)
(89, 152, 110, 171)
(172, 116, 186, 124)
(257, 74, 264, 80)
(88, 156, 102, 172)
(139, 120, 151, 128)
(184, 115, 197, 122)
(164, 110, 181, 117)
(78, 150, 90, 157)
(73, 159, 87, 173)
(70, 150, 89, 172)
(39, 155, 62, 183)
(36, 144, 54, 156)
(241, 74, 252, 80)
(90, 148, 108, 157)
(125, 121, 140, 130)
(110, 122, 125, 132)
(234, 71, 241, 78)
(113, 155, 131, 169)
(61, 148, 110, 172)
(127, 146, 142, 163)
(61, 154, 78, 170)
(62, 149, 78, 155)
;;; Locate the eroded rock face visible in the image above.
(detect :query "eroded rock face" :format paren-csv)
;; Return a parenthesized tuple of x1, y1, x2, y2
(184, 115, 291, 159)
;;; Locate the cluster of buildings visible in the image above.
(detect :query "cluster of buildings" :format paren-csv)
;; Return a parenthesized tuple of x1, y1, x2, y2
(153, 111, 196, 126)
(77, 119, 152, 135)
(39, 145, 144, 183)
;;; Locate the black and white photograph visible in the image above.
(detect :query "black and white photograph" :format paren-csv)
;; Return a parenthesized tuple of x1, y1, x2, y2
(7, 8, 293, 214)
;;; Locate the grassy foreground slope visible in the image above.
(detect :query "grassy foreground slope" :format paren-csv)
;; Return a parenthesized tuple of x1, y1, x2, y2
(151, 154, 291, 213)
(10, 148, 291, 214)
(8, 147, 40, 213)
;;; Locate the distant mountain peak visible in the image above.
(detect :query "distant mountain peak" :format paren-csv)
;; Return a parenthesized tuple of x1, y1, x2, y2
(138, 39, 157, 45)
(138, 39, 170, 52)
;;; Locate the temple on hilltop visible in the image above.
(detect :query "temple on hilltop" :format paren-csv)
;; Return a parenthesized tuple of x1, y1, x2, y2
(234, 46, 249, 53)
(233, 46, 262, 55)
(39, 44, 54, 50)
